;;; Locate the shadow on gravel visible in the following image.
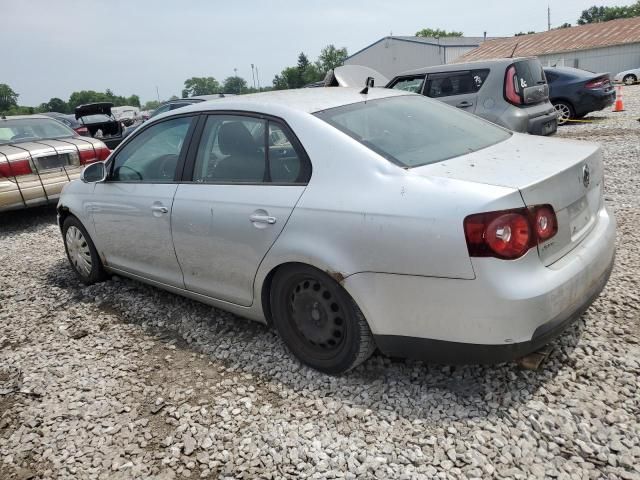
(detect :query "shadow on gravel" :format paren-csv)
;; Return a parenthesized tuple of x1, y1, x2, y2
(0, 205, 58, 238)
(44, 257, 586, 423)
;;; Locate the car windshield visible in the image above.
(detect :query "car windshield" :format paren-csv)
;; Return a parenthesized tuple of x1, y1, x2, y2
(0, 118, 76, 145)
(315, 95, 511, 168)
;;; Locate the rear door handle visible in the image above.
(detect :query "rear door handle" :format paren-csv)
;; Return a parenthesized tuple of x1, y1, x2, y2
(456, 101, 473, 108)
(249, 213, 276, 224)
(151, 205, 169, 214)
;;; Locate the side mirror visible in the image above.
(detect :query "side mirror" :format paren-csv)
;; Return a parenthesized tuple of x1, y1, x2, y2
(81, 162, 107, 183)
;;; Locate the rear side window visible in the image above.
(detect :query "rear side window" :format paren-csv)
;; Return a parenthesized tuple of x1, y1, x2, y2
(426, 70, 488, 98)
(390, 76, 425, 93)
(514, 59, 546, 89)
(315, 95, 510, 168)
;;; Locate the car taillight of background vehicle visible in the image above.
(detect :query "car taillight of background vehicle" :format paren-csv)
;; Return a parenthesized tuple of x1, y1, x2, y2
(74, 126, 90, 136)
(464, 205, 558, 260)
(78, 145, 111, 164)
(585, 77, 610, 89)
(0, 153, 33, 178)
(504, 65, 523, 105)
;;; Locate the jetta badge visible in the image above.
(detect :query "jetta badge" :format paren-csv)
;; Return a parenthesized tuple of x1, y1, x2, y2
(582, 164, 591, 188)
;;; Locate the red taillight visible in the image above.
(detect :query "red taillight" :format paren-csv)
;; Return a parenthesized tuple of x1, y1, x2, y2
(504, 65, 522, 105)
(464, 205, 557, 260)
(74, 126, 90, 136)
(0, 155, 33, 177)
(95, 146, 111, 161)
(78, 148, 97, 165)
(533, 205, 557, 242)
(585, 77, 609, 89)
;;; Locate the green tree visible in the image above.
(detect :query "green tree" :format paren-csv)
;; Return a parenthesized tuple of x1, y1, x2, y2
(577, 2, 640, 24)
(43, 97, 69, 113)
(515, 31, 536, 36)
(316, 45, 348, 73)
(557, 22, 572, 28)
(222, 76, 248, 94)
(125, 95, 141, 107)
(415, 27, 463, 38)
(0, 84, 19, 111)
(142, 100, 160, 111)
(181, 77, 221, 97)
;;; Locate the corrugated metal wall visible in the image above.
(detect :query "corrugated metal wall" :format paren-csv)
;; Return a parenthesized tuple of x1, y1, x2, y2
(344, 39, 478, 78)
(538, 43, 640, 74)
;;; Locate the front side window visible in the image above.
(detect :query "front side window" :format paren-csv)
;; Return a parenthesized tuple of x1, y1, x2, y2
(110, 116, 192, 182)
(390, 76, 425, 93)
(315, 95, 511, 168)
(192, 115, 309, 184)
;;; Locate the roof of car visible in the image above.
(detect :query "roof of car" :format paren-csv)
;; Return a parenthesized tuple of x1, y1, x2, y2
(395, 57, 537, 77)
(0, 114, 53, 120)
(171, 87, 410, 116)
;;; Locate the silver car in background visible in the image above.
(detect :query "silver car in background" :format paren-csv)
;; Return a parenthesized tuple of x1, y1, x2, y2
(57, 88, 615, 374)
(387, 57, 558, 135)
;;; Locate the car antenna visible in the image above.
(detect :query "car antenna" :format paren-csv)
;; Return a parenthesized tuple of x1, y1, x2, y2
(509, 42, 519, 58)
(360, 77, 375, 95)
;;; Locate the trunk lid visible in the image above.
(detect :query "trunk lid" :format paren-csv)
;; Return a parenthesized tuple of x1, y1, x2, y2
(412, 133, 604, 265)
(75, 102, 114, 119)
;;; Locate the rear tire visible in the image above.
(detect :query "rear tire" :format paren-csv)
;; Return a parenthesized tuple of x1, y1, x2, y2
(270, 265, 376, 374)
(623, 74, 637, 85)
(62, 216, 106, 285)
(553, 101, 574, 125)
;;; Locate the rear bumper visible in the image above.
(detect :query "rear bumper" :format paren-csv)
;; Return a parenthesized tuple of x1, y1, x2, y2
(0, 171, 80, 212)
(344, 205, 616, 363)
(574, 91, 616, 116)
(527, 111, 558, 136)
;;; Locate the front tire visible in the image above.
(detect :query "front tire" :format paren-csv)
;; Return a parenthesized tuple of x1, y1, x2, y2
(62, 216, 106, 285)
(623, 74, 637, 85)
(553, 101, 574, 125)
(270, 265, 376, 374)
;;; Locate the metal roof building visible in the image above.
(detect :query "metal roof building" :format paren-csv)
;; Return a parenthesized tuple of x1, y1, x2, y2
(343, 36, 492, 78)
(458, 17, 640, 74)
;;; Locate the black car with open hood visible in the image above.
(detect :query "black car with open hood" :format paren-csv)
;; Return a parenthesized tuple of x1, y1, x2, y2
(74, 102, 124, 149)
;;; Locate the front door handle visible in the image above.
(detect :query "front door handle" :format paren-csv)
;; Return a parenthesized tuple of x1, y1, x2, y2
(151, 205, 169, 214)
(249, 213, 276, 224)
(456, 101, 473, 108)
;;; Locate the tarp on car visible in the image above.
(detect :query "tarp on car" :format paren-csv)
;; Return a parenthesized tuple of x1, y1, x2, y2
(75, 103, 113, 119)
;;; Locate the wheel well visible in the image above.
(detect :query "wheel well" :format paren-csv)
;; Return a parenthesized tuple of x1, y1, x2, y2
(624, 73, 637, 79)
(260, 262, 347, 327)
(552, 98, 574, 109)
(57, 205, 71, 230)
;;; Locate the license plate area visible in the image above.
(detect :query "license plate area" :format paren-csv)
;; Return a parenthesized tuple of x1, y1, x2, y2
(542, 121, 556, 135)
(568, 194, 595, 241)
(35, 154, 72, 171)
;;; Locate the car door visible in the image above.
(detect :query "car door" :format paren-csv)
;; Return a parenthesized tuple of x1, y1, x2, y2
(424, 70, 480, 112)
(88, 115, 196, 287)
(171, 114, 311, 306)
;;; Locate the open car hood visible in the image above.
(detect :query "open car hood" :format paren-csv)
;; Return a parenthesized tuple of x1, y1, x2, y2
(324, 65, 389, 88)
(75, 102, 113, 119)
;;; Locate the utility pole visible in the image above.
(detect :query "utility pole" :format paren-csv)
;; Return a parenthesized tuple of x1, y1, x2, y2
(251, 64, 256, 89)
(548, 5, 551, 31)
(255, 66, 261, 90)
(233, 67, 238, 78)
(155, 86, 160, 102)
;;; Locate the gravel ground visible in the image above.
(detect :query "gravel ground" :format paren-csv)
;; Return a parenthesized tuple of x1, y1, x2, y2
(1, 88, 639, 480)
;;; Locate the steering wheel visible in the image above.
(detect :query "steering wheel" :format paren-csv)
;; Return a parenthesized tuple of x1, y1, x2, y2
(116, 165, 143, 181)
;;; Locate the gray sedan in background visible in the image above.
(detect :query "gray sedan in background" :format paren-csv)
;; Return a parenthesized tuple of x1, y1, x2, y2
(57, 88, 615, 374)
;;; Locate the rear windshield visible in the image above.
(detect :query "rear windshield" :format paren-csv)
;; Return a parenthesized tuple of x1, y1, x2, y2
(81, 114, 114, 124)
(514, 59, 546, 89)
(315, 95, 511, 168)
(0, 118, 75, 145)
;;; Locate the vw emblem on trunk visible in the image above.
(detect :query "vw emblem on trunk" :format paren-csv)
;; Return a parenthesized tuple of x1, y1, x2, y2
(582, 164, 591, 188)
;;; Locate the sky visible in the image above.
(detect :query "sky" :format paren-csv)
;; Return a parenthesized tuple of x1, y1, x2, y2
(3, 0, 637, 106)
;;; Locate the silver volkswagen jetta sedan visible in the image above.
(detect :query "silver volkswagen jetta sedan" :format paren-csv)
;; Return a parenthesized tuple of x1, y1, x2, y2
(57, 88, 615, 374)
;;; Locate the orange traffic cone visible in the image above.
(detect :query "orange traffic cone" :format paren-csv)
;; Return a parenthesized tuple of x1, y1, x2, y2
(613, 85, 625, 112)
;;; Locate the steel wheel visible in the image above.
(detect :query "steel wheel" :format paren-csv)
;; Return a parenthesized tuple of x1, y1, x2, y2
(623, 74, 637, 86)
(62, 216, 106, 284)
(553, 102, 572, 125)
(289, 277, 346, 351)
(270, 265, 376, 374)
(66, 226, 92, 277)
